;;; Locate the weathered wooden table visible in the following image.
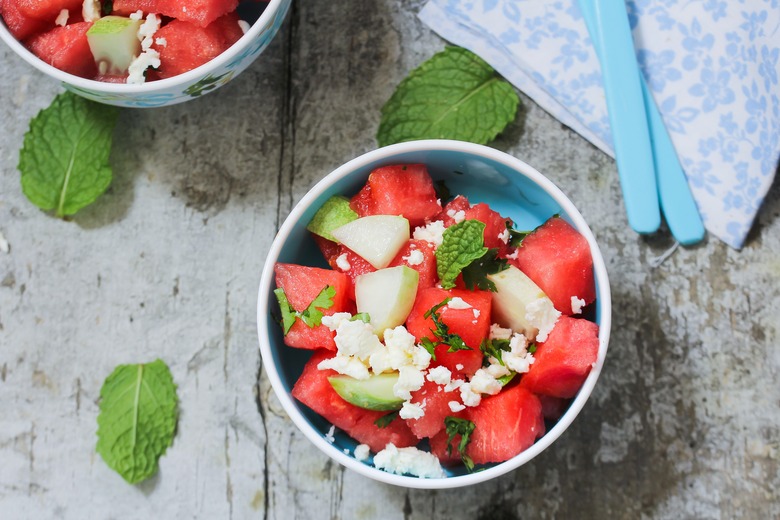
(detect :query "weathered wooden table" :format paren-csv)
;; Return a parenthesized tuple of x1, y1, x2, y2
(1, 1, 778, 518)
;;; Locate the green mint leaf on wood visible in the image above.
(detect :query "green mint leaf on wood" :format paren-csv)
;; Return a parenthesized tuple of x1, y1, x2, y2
(19, 91, 119, 217)
(273, 286, 336, 334)
(377, 46, 519, 147)
(96, 359, 178, 484)
(436, 220, 489, 289)
(444, 416, 476, 471)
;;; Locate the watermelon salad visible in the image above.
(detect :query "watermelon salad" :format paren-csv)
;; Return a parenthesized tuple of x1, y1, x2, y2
(273, 164, 600, 478)
(0, 0, 267, 83)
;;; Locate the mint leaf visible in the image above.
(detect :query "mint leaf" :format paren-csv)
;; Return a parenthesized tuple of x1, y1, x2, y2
(374, 410, 399, 428)
(436, 220, 488, 289)
(444, 416, 476, 471)
(96, 359, 178, 484)
(460, 248, 508, 291)
(377, 46, 519, 146)
(274, 286, 335, 333)
(19, 91, 119, 217)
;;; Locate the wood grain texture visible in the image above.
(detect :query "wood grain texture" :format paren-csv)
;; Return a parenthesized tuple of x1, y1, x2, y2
(1, 0, 779, 518)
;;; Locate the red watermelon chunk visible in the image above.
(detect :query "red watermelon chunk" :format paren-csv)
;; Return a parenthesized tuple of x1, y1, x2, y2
(388, 240, 437, 293)
(112, 0, 239, 27)
(27, 21, 96, 78)
(463, 203, 513, 254)
(405, 287, 490, 377)
(405, 380, 463, 439)
(0, 0, 50, 40)
(291, 349, 418, 452)
(511, 217, 595, 315)
(520, 316, 599, 398)
(16, 0, 82, 23)
(152, 12, 243, 79)
(429, 384, 544, 465)
(436, 195, 471, 227)
(274, 263, 351, 351)
(349, 164, 442, 228)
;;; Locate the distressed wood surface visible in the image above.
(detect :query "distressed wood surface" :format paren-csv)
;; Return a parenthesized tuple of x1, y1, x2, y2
(1, 1, 779, 518)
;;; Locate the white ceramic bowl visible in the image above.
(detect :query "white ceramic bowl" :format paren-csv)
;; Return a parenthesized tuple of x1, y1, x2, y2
(0, 0, 291, 107)
(257, 140, 612, 489)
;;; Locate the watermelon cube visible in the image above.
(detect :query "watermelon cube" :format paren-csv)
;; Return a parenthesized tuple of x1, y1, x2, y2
(274, 263, 351, 351)
(511, 217, 596, 315)
(112, 0, 239, 28)
(436, 195, 471, 227)
(388, 240, 437, 293)
(520, 316, 599, 398)
(27, 21, 97, 78)
(405, 287, 491, 377)
(0, 0, 50, 40)
(16, 0, 82, 23)
(405, 380, 464, 439)
(349, 164, 442, 228)
(463, 202, 513, 254)
(152, 13, 244, 79)
(291, 349, 418, 452)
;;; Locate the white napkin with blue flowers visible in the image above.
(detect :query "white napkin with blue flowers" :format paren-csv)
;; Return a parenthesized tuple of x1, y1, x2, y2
(419, 0, 780, 248)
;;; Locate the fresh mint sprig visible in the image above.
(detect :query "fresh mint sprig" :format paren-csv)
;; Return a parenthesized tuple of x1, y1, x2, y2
(377, 46, 520, 146)
(436, 220, 508, 291)
(274, 285, 335, 334)
(19, 91, 119, 217)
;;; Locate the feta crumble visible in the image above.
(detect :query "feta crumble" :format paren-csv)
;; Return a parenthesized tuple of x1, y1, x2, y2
(502, 333, 535, 374)
(571, 296, 586, 315)
(426, 366, 452, 386)
(127, 49, 160, 84)
(402, 249, 424, 266)
(354, 444, 370, 462)
(317, 354, 370, 380)
(55, 9, 69, 27)
(138, 13, 161, 51)
(455, 363, 464, 371)
(324, 425, 336, 444)
(489, 323, 513, 340)
(505, 248, 519, 260)
(447, 297, 472, 310)
(444, 378, 464, 392)
(469, 368, 502, 396)
(525, 297, 561, 343)
(129, 10, 144, 21)
(238, 19, 251, 34)
(373, 443, 445, 478)
(412, 220, 446, 248)
(332, 319, 384, 361)
(369, 326, 430, 374)
(399, 401, 425, 420)
(155, 37, 167, 47)
(498, 228, 510, 244)
(321, 312, 352, 331)
(82, 0, 100, 22)
(459, 382, 482, 407)
(394, 365, 425, 400)
(448, 400, 466, 412)
(446, 209, 466, 223)
(336, 253, 351, 271)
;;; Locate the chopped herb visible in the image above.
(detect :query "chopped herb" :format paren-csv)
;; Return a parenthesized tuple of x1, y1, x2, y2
(528, 343, 537, 354)
(350, 313, 371, 323)
(374, 410, 399, 428)
(480, 338, 510, 365)
(460, 248, 508, 291)
(424, 298, 471, 353)
(420, 337, 438, 361)
(507, 221, 532, 248)
(273, 285, 335, 334)
(497, 373, 516, 386)
(444, 416, 476, 471)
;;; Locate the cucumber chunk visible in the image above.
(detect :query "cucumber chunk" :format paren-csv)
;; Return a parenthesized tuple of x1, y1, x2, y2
(328, 372, 403, 411)
(87, 16, 142, 75)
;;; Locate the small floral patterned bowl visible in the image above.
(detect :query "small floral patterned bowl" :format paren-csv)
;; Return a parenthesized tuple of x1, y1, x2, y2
(0, 0, 291, 108)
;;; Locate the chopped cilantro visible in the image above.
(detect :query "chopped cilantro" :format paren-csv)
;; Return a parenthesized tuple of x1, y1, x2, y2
(507, 221, 532, 248)
(374, 410, 399, 428)
(424, 298, 471, 354)
(444, 416, 476, 471)
(528, 343, 537, 354)
(420, 337, 438, 361)
(273, 285, 335, 334)
(460, 248, 508, 291)
(480, 338, 510, 365)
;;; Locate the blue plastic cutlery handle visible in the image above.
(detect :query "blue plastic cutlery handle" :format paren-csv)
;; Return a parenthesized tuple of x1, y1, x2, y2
(579, 0, 660, 234)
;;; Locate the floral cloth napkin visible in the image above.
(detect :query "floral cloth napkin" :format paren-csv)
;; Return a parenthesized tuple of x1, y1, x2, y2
(419, 0, 780, 248)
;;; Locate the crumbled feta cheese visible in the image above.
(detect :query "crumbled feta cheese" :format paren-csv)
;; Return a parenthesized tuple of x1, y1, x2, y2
(324, 425, 335, 443)
(370, 326, 430, 373)
(127, 48, 160, 84)
(399, 401, 425, 420)
(238, 19, 251, 34)
(0, 231, 8, 254)
(459, 383, 482, 407)
(472, 308, 480, 319)
(155, 37, 167, 47)
(317, 354, 370, 380)
(332, 319, 384, 361)
(426, 366, 452, 386)
(502, 333, 535, 374)
(129, 10, 144, 20)
(489, 323, 513, 340)
(402, 249, 424, 266)
(447, 297, 472, 310)
(455, 364, 464, 371)
(444, 378, 464, 392)
(82, 0, 100, 22)
(55, 9, 69, 26)
(485, 361, 511, 378)
(336, 253, 351, 271)
(446, 209, 466, 223)
(320, 312, 352, 331)
(138, 13, 161, 51)
(469, 368, 502, 396)
(394, 365, 425, 400)
(498, 228, 510, 244)
(373, 443, 445, 478)
(525, 297, 561, 342)
(354, 444, 370, 462)
(571, 296, 586, 315)
(448, 400, 466, 412)
(412, 220, 446, 248)
(343, 448, 350, 454)
(411, 345, 432, 370)
(505, 248, 519, 260)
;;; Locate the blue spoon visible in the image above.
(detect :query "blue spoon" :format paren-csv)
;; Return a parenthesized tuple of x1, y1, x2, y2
(578, 0, 660, 234)
(578, 0, 705, 244)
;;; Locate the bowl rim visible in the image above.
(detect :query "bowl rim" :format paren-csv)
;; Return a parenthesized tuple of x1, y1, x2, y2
(0, 0, 285, 93)
(256, 139, 612, 489)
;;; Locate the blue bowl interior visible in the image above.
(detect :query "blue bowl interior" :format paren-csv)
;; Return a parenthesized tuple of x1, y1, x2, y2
(264, 148, 604, 478)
